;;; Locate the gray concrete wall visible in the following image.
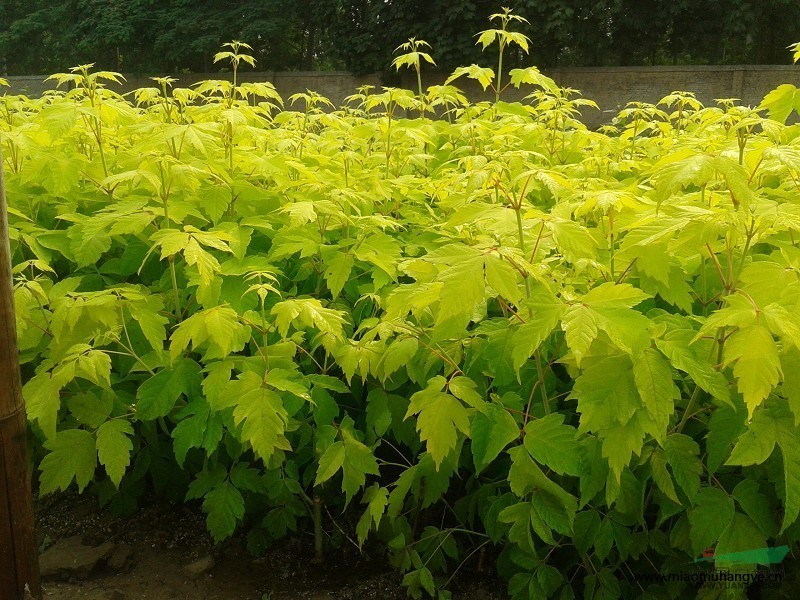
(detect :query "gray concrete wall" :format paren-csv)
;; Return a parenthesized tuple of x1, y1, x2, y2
(408, 65, 800, 127)
(5, 66, 800, 128)
(2, 71, 383, 110)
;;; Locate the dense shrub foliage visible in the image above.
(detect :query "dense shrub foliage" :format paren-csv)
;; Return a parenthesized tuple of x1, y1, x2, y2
(3, 38, 800, 600)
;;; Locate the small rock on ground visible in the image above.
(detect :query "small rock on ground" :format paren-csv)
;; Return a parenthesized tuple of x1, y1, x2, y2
(39, 536, 116, 580)
(107, 544, 133, 571)
(183, 555, 215, 579)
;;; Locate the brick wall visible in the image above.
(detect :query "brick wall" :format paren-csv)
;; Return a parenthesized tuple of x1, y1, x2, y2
(5, 66, 800, 128)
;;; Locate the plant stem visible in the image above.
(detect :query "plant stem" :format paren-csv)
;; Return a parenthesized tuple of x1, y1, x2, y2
(514, 207, 531, 298)
(312, 495, 324, 563)
(169, 257, 181, 322)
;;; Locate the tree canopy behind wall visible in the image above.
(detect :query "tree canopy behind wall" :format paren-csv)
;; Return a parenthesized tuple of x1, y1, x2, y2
(1, 1, 799, 76)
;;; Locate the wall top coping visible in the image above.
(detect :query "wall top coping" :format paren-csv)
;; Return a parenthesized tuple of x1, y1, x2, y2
(4, 65, 800, 84)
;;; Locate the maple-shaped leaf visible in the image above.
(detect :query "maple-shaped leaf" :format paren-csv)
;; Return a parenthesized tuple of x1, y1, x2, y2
(203, 480, 245, 543)
(655, 319, 731, 406)
(507, 448, 577, 518)
(471, 403, 519, 474)
(570, 354, 640, 431)
(405, 376, 471, 469)
(777, 426, 800, 533)
(169, 305, 251, 361)
(136, 358, 203, 420)
(39, 429, 97, 494)
(725, 408, 779, 467)
(444, 65, 495, 91)
(723, 325, 781, 418)
(483, 253, 522, 305)
(126, 293, 169, 351)
(689, 487, 735, 556)
(664, 433, 702, 502)
(172, 398, 224, 466)
(232, 384, 289, 462)
(760, 84, 800, 123)
(24, 369, 72, 440)
(782, 347, 800, 426)
(632, 348, 678, 440)
(96, 420, 134, 487)
(511, 287, 565, 372)
(150, 226, 234, 288)
(271, 298, 346, 340)
(649, 448, 680, 504)
(356, 484, 388, 547)
(560, 304, 600, 367)
(706, 405, 747, 474)
(378, 337, 419, 380)
(600, 417, 647, 482)
(508, 67, 557, 92)
(321, 249, 354, 299)
(332, 340, 384, 383)
(316, 425, 379, 504)
(715, 513, 768, 570)
(523, 413, 580, 476)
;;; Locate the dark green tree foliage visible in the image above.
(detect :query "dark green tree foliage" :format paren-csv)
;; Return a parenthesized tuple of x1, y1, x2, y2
(2, 1, 800, 76)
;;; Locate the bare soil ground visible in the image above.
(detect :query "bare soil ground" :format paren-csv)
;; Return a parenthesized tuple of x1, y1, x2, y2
(34, 493, 505, 600)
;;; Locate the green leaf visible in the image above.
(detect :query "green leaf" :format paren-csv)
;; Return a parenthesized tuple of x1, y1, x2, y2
(726, 411, 778, 467)
(573, 511, 601, 554)
(706, 405, 746, 474)
(172, 399, 223, 466)
(723, 325, 781, 418)
(560, 305, 598, 367)
(356, 484, 388, 546)
(732, 480, 777, 538)
(315, 428, 379, 503)
(471, 403, 519, 474)
(169, 306, 251, 361)
(448, 376, 486, 411)
(508, 447, 578, 516)
(24, 371, 69, 440)
(128, 296, 169, 351)
(600, 418, 646, 482)
(632, 349, 677, 440)
(39, 429, 97, 494)
(322, 250, 354, 299)
(664, 434, 702, 502)
(435, 252, 485, 329)
(271, 298, 346, 340)
(67, 392, 113, 429)
(484, 253, 522, 305)
(760, 84, 800, 123)
(649, 448, 679, 504)
(688, 486, 735, 556)
(380, 337, 419, 379)
(203, 480, 245, 542)
(583, 283, 649, 309)
(406, 377, 470, 469)
(511, 288, 564, 372)
(777, 426, 800, 533)
(571, 355, 640, 431)
(136, 358, 202, 420)
(523, 413, 580, 476)
(715, 512, 767, 569)
(233, 386, 288, 462)
(365, 388, 391, 436)
(656, 325, 731, 405)
(96, 420, 134, 487)
(781, 346, 800, 427)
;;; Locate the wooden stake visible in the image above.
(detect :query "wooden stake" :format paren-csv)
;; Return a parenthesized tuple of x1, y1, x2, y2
(0, 146, 41, 599)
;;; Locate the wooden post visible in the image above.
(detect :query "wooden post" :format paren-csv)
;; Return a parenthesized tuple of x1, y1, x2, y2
(0, 146, 41, 599)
